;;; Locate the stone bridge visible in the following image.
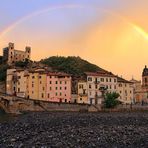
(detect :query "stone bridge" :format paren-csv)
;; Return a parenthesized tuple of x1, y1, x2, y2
(0, 93, 100, 114)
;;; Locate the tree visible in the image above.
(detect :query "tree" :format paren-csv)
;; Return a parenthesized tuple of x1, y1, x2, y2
(15, 59, 30, 68)
(104, 92, 120, 108)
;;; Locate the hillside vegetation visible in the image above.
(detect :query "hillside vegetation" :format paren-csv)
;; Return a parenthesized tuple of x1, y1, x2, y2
(0, 64, 10, 82)
(41, 56, 105, 77)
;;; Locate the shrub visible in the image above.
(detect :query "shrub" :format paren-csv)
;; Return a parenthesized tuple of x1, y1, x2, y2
(104, 92, 120, 108)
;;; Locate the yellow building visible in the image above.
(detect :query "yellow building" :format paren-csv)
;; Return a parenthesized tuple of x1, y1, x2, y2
(77, 81, 88, 104)
(117, 77, 134, 104)
(28, 69, 47, 100)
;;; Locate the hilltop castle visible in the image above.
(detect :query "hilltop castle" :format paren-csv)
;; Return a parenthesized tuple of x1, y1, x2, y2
(2, 42, 31, 65)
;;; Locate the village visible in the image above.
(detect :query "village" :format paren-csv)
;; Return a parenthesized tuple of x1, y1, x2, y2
(1, 42, 147, 107)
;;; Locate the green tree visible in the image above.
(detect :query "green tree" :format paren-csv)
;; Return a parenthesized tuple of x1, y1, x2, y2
(15, 59, 30, 68)
(0, 64, 10, 82)
(104, 92, 120, 108)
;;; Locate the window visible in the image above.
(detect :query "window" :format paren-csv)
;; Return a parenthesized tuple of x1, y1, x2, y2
(18, 88, 20, 92)
(32, 84, 34, 87)
(65, 81, 67, 84)
(56, 87, 58, 90)
(110, 78, 112, 82)
(65, 94, 67, 96)
(32, 91, 34, 94)
(48, 93, 50, 98)
(100, 78, 104, 82)
(49, 81, 52, 84)
(60, 87, 62, 90)
(18, 81, 20, 85)
(32, 76, 35, 79)
(95, 85, 97, 89)
(88, 77, 92, 81)
(18, 76, 21, 79)
(65, 87, 67, 90)
(89, 92, 92, 95)
(39, 76, 42, 79)
(110, 85, 112, 89)
(89, 84, 91, 89)
(145, 78, 147, 83)
(55, 81, 58, 84)
(50, 87, 52, 90)
(80, 98, 82, 101)
(119, 84, 122, 87)
(125, 84, 127, 87)
(50, 76, 52, 78)
(106, 78, 108, 82)
(43, 87, 45, 91)
(79, 84, 83, 89)
(120, 91, 122, 94)
(40, 81, 42, 84)
(114, 79, 116, 82)
(114, 85, 116, 89)
(55, 92, 58, 96)
(60, 81, 62, 84)
(60, 92, 62, 96)
(42, 93, 44, 98)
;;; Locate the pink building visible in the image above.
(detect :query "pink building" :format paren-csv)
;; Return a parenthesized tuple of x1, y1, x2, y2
(46, 72, 71, 103)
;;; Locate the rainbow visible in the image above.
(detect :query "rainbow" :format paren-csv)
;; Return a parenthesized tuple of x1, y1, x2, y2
(0, 4, 148, 41)
(0, 4, 83, 39)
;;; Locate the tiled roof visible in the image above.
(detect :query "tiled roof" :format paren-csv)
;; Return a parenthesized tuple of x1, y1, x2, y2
(117, 76, 133, 84)
(85, 71, 116, 77)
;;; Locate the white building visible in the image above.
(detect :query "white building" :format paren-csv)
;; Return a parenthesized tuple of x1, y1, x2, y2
(86, 71, 118, 104)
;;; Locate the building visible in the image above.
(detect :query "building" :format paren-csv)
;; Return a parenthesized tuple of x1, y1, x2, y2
(6, 68, 72, 103)
(46, 72, 71, 103)
(6, 69, 29, 97)
(117, 77, 134, 104)
(77, 81, 88, 104)
(28, 69, 47, 100)
(86, 71, 118, 104)
(130, 78, 143, 103)
(3, 42, 31, 65)
(141, 65, 148, 102)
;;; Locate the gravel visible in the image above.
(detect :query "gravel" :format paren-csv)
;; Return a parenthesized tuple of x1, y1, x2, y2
(0, 112, 148, 148)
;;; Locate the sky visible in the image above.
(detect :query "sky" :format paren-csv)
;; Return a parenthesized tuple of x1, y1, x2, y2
(0, 0, 148, 80)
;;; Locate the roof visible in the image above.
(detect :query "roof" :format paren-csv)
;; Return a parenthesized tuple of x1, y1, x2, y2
(117, 76, 133, 84)
(47, 72, 71, 77)
(85, 71, 116, 78)
(129, 78, 141, 83)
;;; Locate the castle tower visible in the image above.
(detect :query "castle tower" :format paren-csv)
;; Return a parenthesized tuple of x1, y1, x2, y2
(8, 42, 15, 64)
(142, 65, 148, 88)
(25, 46, 31, 60)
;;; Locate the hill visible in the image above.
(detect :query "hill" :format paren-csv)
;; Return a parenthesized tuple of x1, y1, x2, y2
(40, 56, 105, 77)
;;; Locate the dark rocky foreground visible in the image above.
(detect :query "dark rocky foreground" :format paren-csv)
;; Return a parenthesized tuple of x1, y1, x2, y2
(0, 112, 148, 148)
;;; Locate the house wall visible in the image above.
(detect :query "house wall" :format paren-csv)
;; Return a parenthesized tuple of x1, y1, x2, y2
(46, 75, 71, 103)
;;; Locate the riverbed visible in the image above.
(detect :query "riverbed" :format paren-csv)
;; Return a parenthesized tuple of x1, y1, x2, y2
(0, 111, 148, 147)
